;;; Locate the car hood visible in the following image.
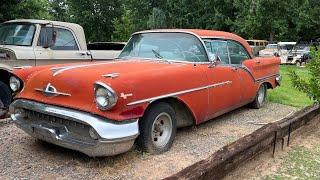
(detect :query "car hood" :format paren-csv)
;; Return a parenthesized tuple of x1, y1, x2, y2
(16, 59, 188, 118)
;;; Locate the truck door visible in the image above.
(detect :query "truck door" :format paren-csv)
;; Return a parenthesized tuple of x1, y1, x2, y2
(34, 26, 91, 65)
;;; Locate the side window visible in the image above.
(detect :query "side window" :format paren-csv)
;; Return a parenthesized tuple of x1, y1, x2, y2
(204, 40, 230, 64)
(227, 41, 250, 65)
(38, 27, 78, 50)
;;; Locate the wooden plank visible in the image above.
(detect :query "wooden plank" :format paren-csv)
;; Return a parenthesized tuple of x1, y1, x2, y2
(165, 104, 320, 180)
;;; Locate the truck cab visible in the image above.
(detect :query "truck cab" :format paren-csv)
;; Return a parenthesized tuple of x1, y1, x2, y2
(0, 19, 125, 117)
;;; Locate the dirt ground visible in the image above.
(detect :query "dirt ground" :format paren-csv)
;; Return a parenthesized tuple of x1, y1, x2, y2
(0, 103, 296, 180)
(225, 113, 320, 180)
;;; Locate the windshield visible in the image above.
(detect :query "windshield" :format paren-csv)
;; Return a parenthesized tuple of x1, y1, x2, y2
(118, 32, 208, 62)
(293, 45, 310, 51)
(0, 23, 36, 46)
(266, 44, 277, 49)
(279, 44, 295, 50)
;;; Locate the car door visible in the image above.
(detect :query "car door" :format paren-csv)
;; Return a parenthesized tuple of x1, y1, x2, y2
(204, 39, 241, 120)
(34, 26, 91, 65)
(228, 40, 257, 103)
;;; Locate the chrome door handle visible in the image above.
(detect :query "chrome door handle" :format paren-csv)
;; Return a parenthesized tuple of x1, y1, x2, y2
(256, 61, 261, 64)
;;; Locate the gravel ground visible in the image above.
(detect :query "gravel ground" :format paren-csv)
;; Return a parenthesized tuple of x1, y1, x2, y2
(0, 102, 296, 180)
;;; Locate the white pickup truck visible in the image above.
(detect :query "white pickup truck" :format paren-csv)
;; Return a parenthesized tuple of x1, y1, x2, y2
(0, 19, 125, 117)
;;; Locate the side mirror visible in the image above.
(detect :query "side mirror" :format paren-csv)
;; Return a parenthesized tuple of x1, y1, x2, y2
(274, 52, 280, 57)
(42, 24, 57, 49)
(208, 53, 221, 68)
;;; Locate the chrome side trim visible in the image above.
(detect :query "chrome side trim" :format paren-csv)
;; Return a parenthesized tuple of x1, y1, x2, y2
(13, 66, 32, 70)
(238, 66, 256, 81)
(238, 66, 279, 83)
(51, 61, 128, 76)
(255, 74, 279, 83)
(102, 73, 120, 78)
(127, 81, 232, 106)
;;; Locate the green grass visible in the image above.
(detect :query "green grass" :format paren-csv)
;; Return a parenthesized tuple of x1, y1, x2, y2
(265, 146, 320, 179)
(268, 65, 314, 108)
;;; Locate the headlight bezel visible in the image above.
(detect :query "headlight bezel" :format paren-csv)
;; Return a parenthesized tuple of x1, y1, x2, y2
(94, 82, 118, 111)
(9, 75, 23, 92)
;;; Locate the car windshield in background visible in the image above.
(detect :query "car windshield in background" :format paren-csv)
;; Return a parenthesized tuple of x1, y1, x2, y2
(118, 32, 208, 62)
(266, 44, 277, 49)
(279, 45, 295, 50)
(294, 45, 310, 51)
(0, 23, 35, 46)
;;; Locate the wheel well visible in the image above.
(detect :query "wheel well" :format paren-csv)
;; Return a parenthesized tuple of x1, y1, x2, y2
(263, 82, 273, 89)
(145, 97, 196, 128)
(0, 69, 11, 87)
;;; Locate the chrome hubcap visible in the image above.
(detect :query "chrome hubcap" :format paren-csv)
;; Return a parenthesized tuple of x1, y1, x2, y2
(258, 86, 266, 104)
(151, 112, 173, 148)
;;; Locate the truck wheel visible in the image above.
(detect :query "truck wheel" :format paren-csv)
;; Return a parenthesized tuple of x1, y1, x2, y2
(136, 102, 177, 154)
(0, 81, 11, 118)
(296, 61, 301, 67)
(251, 84, 267, 109)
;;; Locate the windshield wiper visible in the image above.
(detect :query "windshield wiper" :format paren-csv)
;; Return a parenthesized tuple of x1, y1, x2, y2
(152, 49, 163, 59)
(152, 49, 171, 64)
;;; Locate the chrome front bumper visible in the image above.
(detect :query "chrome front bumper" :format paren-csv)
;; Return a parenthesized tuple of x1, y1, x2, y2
(276, 74, 282, 86)
(10, 99, 139, 157)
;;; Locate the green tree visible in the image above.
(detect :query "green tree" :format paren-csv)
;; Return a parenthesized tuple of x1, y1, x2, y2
(49, 0, 70, 22)
(147, 8, 167, 29)
(290, 48, 320, 103)
(0, 0, 52, 23)
(112, 8, 135, 41)
(66, 0, 123, 42)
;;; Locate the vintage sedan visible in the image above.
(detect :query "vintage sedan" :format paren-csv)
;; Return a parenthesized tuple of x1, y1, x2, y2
(9, 29, 281, 157)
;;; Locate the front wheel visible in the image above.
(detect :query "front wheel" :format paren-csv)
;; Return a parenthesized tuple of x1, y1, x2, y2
(136, 102, 177, 154)
(0, 81, 12, 118)
(251, 84, 267, 109)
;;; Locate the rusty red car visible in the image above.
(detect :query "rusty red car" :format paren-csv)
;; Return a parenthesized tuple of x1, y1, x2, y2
(9, 29, 281, 156)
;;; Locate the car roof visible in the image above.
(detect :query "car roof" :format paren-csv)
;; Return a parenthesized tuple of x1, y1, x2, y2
(134, 29, 253, 55)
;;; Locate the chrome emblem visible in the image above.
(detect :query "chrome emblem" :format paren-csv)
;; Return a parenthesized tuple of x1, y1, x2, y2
(35, 83, 71, 97)
(120, 93, 133, 99)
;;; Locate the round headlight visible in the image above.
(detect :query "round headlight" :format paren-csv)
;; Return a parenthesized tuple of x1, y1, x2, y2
(9, 76, 21, 92)
(94, 83, 117, 110)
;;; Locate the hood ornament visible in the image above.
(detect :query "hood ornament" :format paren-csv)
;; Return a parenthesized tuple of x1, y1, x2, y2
(35, 83, 71, 97)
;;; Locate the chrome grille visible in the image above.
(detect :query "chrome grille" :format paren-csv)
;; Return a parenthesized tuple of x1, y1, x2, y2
(24, 109, 94, 142)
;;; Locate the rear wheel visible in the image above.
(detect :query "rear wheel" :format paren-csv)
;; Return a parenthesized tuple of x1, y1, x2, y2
(0, 81, 11, 118)
(251, 84, 267, 109)
(136, 102, 177, 154)
(295, 61, 301, 67)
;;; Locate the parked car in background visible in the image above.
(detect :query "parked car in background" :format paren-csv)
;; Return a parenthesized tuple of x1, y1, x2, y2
(277, 42, 296, 64)
(289, 44, 311, 66)
(0, 19, 125, 117)
(259, 44, 278, 57)
(246, 40, 268, 56)
(10, 29, 281, 156)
